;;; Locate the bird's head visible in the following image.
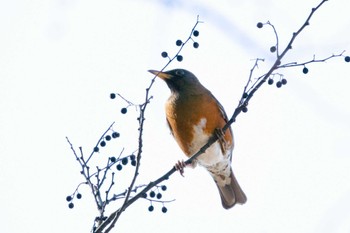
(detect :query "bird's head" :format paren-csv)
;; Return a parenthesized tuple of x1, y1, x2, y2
(148, 69, 203, 94)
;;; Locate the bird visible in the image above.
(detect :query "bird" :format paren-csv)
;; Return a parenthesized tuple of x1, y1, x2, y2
(148, 68, 247, 209)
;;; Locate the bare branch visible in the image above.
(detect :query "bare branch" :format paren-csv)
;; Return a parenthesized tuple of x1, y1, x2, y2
(279, 51, 346, 68)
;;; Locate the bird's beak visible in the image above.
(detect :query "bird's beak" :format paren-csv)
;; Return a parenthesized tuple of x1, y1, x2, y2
(148, 70, 172, 80)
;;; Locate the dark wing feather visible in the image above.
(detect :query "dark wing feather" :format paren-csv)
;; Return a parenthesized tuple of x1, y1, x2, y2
(210, 92, 234, 161)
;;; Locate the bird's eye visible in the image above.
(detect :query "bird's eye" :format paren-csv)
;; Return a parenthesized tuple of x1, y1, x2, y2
(175, 70, 185, 76)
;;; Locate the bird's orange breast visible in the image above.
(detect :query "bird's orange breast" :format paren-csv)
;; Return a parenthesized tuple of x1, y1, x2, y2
(165, 92, 233, 157)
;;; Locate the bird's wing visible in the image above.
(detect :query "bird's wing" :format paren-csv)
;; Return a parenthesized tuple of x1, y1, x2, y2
(216, 97, 230, 122)
(210, 92, 234, 161)
(209, 92, 231, 126)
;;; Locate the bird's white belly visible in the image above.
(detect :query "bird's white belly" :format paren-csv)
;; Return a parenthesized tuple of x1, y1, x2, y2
(189, 118, 228, 166)
(188, 118, 232, 186)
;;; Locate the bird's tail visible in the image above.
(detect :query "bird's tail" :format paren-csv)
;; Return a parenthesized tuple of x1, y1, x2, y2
(215, 169, 247, 209)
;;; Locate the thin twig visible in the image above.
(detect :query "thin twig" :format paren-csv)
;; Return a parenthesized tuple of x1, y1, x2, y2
(266, 21, 280, 57)
(86, 122, 115, 164)
(279, 51, 345, 68)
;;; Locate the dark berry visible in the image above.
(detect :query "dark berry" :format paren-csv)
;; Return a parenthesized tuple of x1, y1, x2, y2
(110, 93, 116, 99)
(276, 81, 282, 88)
(242, 106, 248, 113)
(345, 56, 350, 62)
(130, 154, 136, 161)
(105, 135, 111, 141)
(131, 160, 136, 166)
(66, 196, 72, 202)
(142, 192, 147, 198)
(161, 185, 167, 191)
(193, 42, 199, 48)
(257, 22, 263, 28)
(156, 193, 162, 199)
(68, 203, 74, 209)
(76, 193, 82, 199)
(242, 92, 248, 98)
(121, 108, 127, 114)
(161, 51, 168, 58)
(93, 147, 99, 152)
(150, 191, 156, 198)
(100, 141, 106, 147)
(302, 67, 309, 74)
(161, 206, 168, 213)
(148, 205, 154, 212)
(110, 157, 116, 163)
(116, 164, 123, 171)
(268, 79, 274, 85)
(176, 40, 183, 46)
(176, 55, 183, 62)
(121, 157, 128, 165)
(193, 30, 199, 37)
(270, 46, 276, 53)
(112, 132, 120, 138)
(281, 78, 287, 85)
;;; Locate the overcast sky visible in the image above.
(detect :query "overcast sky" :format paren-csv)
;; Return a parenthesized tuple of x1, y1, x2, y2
(1, 0, 350, 232)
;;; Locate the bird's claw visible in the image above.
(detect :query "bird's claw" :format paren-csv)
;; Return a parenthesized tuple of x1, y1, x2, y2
(174, 160, 187, 177)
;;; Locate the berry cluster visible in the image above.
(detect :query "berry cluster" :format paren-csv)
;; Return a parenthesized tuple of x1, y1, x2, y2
(66, 154, 137, 210)
(143, 185, 169, 213)
(66, 192, 82, 209)
(110, 93, 129, 114)
(93, 131, 120, 153)
(160, 29, 200, 62)
(148, 205, 168, 213)
(268, 76, 288, 88)
(115, 154, 137, 171)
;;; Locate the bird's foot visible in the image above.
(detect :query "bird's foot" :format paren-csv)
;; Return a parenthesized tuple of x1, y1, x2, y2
(174, 160, 187, 177)
(215, 128, 227, 152)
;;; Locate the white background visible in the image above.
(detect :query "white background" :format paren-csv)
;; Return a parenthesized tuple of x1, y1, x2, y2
(1, 0, 349, 232)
